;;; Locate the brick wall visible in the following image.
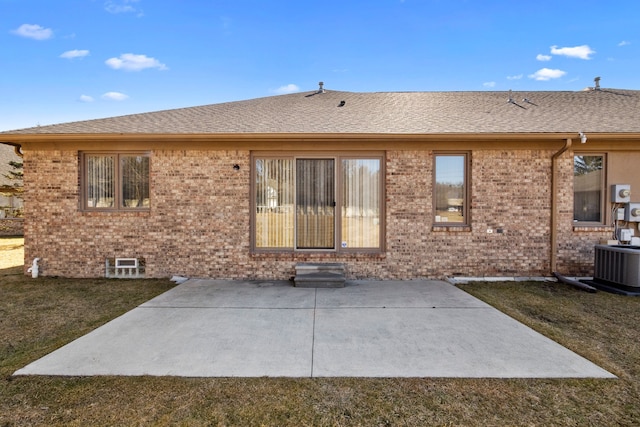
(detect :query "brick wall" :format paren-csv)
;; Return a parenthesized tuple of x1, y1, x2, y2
(22, 147, 611, 279)
(383, 149, 553, 278)
(0, 218, 23, 236)
(554, 152, 612, 276)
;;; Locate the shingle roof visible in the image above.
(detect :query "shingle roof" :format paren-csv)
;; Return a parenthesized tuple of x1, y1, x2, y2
(3, 88, 640, 135)
(0, 144, 21, 188)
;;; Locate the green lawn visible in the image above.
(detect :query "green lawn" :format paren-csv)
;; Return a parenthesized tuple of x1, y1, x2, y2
(2, 237, 640, 426)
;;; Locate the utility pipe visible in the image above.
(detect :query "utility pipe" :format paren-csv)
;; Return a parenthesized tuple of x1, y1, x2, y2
(550, 138, 572, 274)
(27, 258, 40, 278)
(552, 272, 597, 293)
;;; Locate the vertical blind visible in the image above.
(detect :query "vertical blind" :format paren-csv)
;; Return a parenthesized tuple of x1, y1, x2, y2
(341, 159, 380, 248)
(254, 156, 382, 250)
(296, 159, 335, 249)
(85, 154, 150, 209)
(255, 158, 294, 247)
(86, 155, 115, 208)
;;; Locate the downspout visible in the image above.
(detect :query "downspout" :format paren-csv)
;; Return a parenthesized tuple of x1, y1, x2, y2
(550, 138, 572, 274)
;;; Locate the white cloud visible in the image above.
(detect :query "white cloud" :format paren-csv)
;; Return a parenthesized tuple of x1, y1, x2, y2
(101, 92, 129, 101)
(105, 0, 143, 15)
(11, 24, 53, 40)
(618, 40, 630, 46)
(550, 45, 595, 60)
(507, 74, 523, 80)
(536, 54, 552, 61)
(483, 81, 496, 88)
(79, 95, 95, 103)
(105, 53, 167, 71)
(271, 84, 300, 94)
(528, 68, 567, 81)
(60, 49, 90, 59)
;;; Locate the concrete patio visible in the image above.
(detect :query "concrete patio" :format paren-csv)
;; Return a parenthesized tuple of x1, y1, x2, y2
(14, 279, 615, 378)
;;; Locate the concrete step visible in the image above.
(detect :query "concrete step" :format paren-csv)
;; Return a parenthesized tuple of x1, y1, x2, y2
(294, 263, 346, 288)
(294, 272, 346, 288)
(295, 262, 345, 275)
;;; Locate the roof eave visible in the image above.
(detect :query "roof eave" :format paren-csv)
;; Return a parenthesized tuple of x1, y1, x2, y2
(3, 131, 640, 143)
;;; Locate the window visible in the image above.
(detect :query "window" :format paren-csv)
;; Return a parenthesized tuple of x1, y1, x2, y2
(82, 153, 150, 210)
(341, 158, 381, 248)
(573, 154, 604, 223)
(253, 153, 383, 251)
(434, 153, 468, 225)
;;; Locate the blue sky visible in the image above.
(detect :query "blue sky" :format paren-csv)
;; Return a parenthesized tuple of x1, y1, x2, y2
(2, 0, 639, 131)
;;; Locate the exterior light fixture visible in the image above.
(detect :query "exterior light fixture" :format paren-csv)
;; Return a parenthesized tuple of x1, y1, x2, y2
(233, 164, 240, 170)
(579, 132, 587, 144)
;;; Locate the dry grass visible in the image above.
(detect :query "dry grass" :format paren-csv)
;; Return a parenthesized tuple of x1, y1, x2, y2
(2, 237, 640, 426)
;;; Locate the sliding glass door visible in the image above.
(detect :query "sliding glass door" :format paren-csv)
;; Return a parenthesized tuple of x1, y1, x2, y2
(254, 153, 383, 252)
(296, 159, 335, 249)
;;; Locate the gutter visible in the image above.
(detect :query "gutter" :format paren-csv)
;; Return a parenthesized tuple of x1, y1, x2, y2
(1, 131, 638, 143)
(550, 138, 572, 273)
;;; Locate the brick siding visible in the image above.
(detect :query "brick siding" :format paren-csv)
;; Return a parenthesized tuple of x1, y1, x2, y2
(22, 148, 610, 279)
(0, 218, 23, 236)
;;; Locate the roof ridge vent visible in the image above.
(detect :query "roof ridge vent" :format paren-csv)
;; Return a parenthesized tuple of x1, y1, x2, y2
(318, 81, 325, 93)
(594, 76, 601, 91)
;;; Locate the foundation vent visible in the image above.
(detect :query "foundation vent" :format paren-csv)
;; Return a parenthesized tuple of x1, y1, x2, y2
(106, 257, 145, 278)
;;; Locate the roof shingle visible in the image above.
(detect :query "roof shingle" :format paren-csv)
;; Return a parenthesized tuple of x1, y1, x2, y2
(2, 88, 640, 135)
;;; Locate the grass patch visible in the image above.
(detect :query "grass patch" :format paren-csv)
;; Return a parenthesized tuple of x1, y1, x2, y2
(459, 281, 640, 380)
(2, 239, 640, 425)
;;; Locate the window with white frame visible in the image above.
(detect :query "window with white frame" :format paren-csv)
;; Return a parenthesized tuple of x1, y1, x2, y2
(253, 153, 383, 251)
(82, 153, 150, 210)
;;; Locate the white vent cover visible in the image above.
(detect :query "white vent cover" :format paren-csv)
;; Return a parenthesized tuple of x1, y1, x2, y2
(115, 258, 138, 268)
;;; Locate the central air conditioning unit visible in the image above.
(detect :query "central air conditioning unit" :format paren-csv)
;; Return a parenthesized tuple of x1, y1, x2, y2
(593, 245, 640, 289)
